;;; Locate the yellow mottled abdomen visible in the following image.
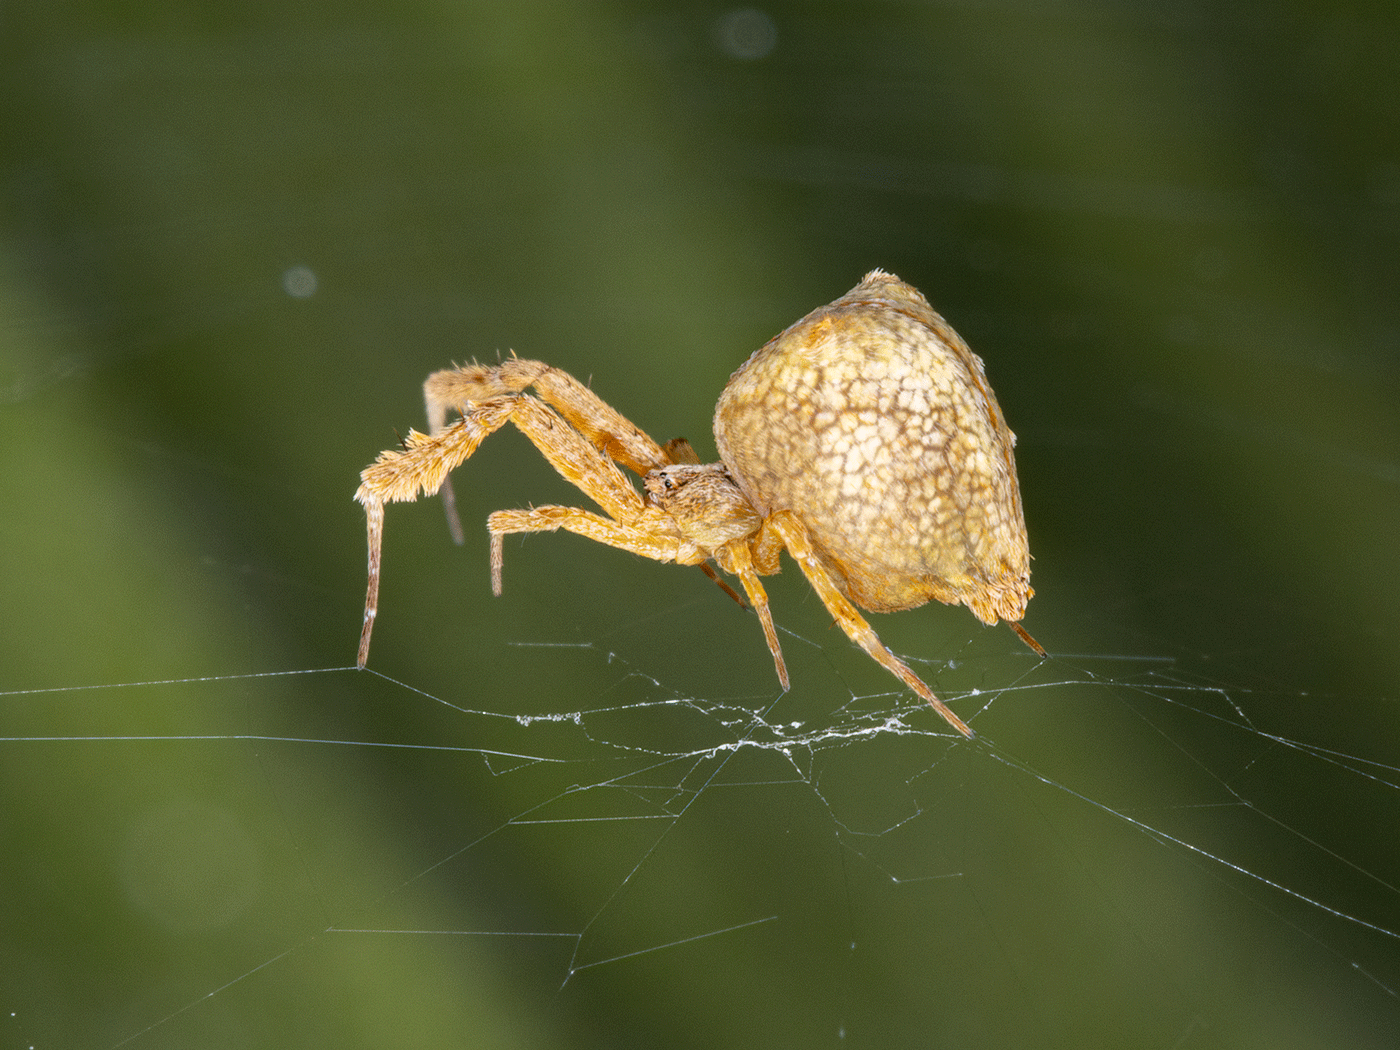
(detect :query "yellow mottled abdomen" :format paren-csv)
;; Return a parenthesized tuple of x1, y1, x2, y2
(713, 270, 1031, 624)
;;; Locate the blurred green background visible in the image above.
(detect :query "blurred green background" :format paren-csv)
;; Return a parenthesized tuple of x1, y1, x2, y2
(3, 2, 1399, 1048)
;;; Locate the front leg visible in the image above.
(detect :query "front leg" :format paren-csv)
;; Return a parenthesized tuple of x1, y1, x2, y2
(357, 394, 651, 668)
(426, 359, 686, 544)
(427, 359, 674, 476)
(487, 505, 694, 596)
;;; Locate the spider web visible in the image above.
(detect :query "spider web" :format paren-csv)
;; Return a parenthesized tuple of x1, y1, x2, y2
(4, 537, 1399, 1049)
(4, 10, 1398, 1045)
(2, 233, 1396, 1049)
(1, 337, 1398, 1047)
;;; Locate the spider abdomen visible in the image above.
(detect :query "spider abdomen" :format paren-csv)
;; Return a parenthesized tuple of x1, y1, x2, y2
(713, 269, 1032, 625)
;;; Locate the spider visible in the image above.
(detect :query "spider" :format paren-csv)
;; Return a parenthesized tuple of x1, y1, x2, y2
(355, 270, 1042, 737)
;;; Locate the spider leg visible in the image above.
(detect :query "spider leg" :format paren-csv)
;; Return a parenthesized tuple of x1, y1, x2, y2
(365, 394, 647, 519)
(357, 393, 652, 667)
(765, 511, 974, 738)
(487, 505, 687, 594)
(1009, 619, 1047, 657)
(661, 437, 701, 465)
(359, 401, 513, 506)
(426, 358, 673, 472)
(356, 401, 517, 666)
(424, 360, 739, 606)
(719, 539, 789, 691)
(425, 390, 467, 546)
(357, 496, 384, 667)
(698, 562, 748, 610)
(438, 474, 467, 546)
(426, 359, 674, 547)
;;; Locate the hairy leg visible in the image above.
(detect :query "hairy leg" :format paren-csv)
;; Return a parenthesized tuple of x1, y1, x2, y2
(766, 511, 974, 738)
(487, 505, 687, 595)
(426, 359, 691, 542)
(718, 539, 789, 691)
(363, 394, 646, 519)
(427, 358, 672, 490)
(357, 497, 384, 667)
(1010, 620, 1047, 657)
(426, 360, 742, 606)
(356, 394, 652, 666)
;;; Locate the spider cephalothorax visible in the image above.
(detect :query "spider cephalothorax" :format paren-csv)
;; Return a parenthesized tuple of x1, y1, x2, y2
(355, 270, 1042, 737)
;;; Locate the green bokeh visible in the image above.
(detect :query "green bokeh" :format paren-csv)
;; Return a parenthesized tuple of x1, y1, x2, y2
(3, 2, 1398, 1048)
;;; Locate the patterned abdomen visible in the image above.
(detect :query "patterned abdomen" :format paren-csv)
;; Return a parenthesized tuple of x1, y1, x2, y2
(712, 270, 1032, 624)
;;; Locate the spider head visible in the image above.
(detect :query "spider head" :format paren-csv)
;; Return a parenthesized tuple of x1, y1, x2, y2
(643, 463, 762, 552)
